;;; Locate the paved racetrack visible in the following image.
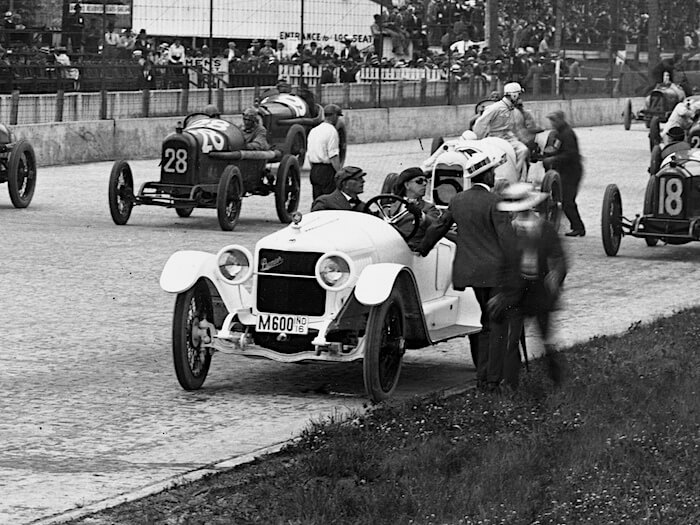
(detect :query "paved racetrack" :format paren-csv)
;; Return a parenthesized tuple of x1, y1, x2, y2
(2, 124, 699, 524)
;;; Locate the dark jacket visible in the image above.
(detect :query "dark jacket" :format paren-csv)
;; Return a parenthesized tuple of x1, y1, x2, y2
(416, 185, 517, 289)
(311, 189, 365, 212)
(544, 122, 582, 178)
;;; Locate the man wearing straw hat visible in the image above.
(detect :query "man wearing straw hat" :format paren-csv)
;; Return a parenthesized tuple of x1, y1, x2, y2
(491, 182, 567, 388)
(416, 151, 519, 393)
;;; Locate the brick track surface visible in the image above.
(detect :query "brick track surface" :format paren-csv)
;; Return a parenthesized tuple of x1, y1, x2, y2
(1, 125, 699, 524)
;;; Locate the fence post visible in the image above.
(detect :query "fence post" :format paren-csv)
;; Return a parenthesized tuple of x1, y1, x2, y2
(100, 89, 107, 120)
(532, 71, 540, 97)
(343, 83, 351, 110)
(54, 89, 64, 122)
(397, 79, 404, 107)
(216, 87, 224, 114)
(180, 83, 189, 115)
(315, 81, 323, 107)
(370, 80, 377, 108)
(419, 77, 427, 106)
(142, 88, 150, 117)
(10, 90, 19, 125)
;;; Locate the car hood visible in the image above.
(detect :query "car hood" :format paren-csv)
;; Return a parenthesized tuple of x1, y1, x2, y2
(255, 210, 409, 262)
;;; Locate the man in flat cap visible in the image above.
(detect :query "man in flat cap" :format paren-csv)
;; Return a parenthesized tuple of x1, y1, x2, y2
(311, 166, 366, 212)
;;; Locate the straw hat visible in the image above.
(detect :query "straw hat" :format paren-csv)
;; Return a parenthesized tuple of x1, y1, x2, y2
(497, 182, 548, 212)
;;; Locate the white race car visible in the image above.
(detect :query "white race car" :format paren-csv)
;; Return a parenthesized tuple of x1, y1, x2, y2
(160, 203, 482, 402)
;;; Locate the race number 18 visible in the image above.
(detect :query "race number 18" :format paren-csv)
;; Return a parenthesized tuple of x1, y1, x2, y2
(658, 177, 683, 216)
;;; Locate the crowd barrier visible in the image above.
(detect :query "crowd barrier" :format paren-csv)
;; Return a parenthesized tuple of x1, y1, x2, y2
(12, 97, 645, 167)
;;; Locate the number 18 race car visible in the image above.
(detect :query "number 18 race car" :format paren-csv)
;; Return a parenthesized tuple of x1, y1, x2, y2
(0, 124, 37, 208)
(601, 148, 700, 255)
(159, 207, 482, 403)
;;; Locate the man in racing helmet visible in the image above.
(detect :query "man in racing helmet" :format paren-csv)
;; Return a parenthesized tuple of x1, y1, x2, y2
(203, 104, 220, 119)
(241, 107, 269, 151)
(473, 81, 530, 178)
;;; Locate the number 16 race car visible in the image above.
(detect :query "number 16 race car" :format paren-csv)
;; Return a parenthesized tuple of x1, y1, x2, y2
(108, 93, 346, 231)
(601, 149, 700, 255)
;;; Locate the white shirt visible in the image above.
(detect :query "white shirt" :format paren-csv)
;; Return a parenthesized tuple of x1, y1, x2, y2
(306, 121, 339, 164)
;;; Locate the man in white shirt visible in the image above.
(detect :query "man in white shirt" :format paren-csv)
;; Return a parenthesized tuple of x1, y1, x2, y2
(306, 104, 343, 199)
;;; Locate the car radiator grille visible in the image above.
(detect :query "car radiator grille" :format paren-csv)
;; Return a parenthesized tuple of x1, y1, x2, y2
(256, 250, 326, 316)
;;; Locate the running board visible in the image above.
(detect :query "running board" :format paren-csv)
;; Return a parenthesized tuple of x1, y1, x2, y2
(429, 324, 480, 344)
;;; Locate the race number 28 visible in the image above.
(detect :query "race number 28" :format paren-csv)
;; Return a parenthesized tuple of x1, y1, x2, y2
(658, 177, 683, 216)
(163, 148, 188, 174)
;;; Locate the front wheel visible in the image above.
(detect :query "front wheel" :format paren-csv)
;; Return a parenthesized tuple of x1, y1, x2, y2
(7, 139, 37, 208)
(623, 99, 632, 131)
(172, 279, 214, 390)
(216, 165, 242, 231)
(601, 184, 623, 256)
(108, 160, 134, 225)
(283, 124, 307, 168)
(363, 287, 406, 402)
(275, 154, 300, 223)
(649, 116, 661, 151)
(643, 178, 658, 247)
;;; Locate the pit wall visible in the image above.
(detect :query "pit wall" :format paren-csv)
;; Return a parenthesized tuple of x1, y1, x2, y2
(13, 97, 645, 167)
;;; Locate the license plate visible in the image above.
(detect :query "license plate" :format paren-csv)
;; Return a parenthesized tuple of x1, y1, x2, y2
(256, 314, 308, 335)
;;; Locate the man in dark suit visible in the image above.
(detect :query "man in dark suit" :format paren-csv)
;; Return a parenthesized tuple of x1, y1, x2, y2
(415, 152, 518, 393)
(311, 166, 367, 212)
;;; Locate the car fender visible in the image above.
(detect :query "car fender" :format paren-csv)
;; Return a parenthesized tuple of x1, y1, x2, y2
(355, 263, 415, 306)
(160, 251, 217, 293)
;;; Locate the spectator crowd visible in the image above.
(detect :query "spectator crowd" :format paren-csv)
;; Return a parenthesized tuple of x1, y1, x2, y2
(0, 0, 698, 93)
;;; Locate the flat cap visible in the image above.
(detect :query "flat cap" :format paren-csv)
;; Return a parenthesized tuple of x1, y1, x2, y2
(334, 166, 365, 187)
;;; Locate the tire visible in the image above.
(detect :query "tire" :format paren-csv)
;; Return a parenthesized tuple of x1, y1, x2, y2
(430, 136, 445, 155)
(336, 119, 347, 168)
(175, 206, 194, 218)
(601, 184, 623, 256)
(649, 116, 661, 151)
(539, 170, 562, 232)
(643, 177, 658, 247)
(108, 160, 134, 225)
(363, 287, 406, 402)
(623, 99, 632, 131)
(275, 154, 301, 223)
(172, 279, 213, 390)
(216, 165, 242, 231)
(283, 124, 306, 168)
(7, 139, 37, 208)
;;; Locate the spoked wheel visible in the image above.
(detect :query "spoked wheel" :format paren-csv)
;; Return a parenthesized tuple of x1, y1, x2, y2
(175, 206, 194, 218)
(539, 170, 562, 232)
(642, 177, 659, 246)
(216, 165, 242, 231)
(7, 139, 37, 208)
(649, 116, 661, 151)
(172, 279, 214, 390)
(363, 287, 406, 402)
(601, 184, 623, 256)
(623, 99, 632, 131)
(365, 194, 421, 241)
(275, 154, 301, 223)
(108, 160, 135, 225)
(283, 124, 307, 168)
(336, 119, 348, 167)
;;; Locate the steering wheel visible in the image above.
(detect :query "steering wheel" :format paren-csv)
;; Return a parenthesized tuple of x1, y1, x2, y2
(365, 194, 421, 241)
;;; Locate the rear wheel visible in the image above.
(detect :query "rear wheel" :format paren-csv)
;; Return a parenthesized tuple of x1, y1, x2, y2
(336, 119, 347, 167)
(283, 124, 307, 168)
(623, 99, 632, 130)
(216, 165, 242, 231)
(7, 139, 37, 208)
(172, 279, 213, 390)
(601, 184, 623, 256)
(539, 170, 562, 232)
(649, 116, 661, 151)
(108, 160, 134, 225)
(363, 287, 406, 402)
(275, 154, 300, 223)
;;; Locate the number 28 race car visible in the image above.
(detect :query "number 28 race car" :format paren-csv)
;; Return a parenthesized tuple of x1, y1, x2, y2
(0, 124, 37, 208)
(108, 94, 346, 231)
(160, 203, 482, 402)
(601, 148, 700, 255)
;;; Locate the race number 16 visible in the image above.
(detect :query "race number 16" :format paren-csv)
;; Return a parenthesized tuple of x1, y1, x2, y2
(658, 177, 683, 216)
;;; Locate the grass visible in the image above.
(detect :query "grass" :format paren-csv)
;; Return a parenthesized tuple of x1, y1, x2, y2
(74, 308, 700, 525)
